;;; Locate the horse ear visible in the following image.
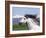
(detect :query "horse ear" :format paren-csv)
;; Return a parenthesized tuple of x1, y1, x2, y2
(31, 14, 36, 18)
(33, 15, 37, 19)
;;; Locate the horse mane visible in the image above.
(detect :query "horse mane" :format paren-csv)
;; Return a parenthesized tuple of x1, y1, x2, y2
(24, 14, 36, 19)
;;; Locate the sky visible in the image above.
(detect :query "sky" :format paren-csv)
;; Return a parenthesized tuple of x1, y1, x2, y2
(12, 7, 40, 16)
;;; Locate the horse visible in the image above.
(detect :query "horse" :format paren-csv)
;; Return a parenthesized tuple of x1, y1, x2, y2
(19, 15, 40, 31)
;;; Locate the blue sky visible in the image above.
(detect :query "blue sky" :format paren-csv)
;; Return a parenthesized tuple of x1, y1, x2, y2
(12, 7, 40, 16)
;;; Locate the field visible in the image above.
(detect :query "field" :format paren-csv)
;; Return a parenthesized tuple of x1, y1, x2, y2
(13, 23, 29, 31)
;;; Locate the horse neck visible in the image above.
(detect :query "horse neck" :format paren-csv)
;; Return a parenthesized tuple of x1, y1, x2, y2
(26, 18, 36, 26)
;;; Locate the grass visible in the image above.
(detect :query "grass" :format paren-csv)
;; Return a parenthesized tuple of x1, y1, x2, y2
(12, 23, 29, 31)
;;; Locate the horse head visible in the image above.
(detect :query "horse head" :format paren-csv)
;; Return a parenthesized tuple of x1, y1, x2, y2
(19, 17, 27, 23)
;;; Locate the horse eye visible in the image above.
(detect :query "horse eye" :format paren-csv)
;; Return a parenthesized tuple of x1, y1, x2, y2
(24, 18, 25, 20)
